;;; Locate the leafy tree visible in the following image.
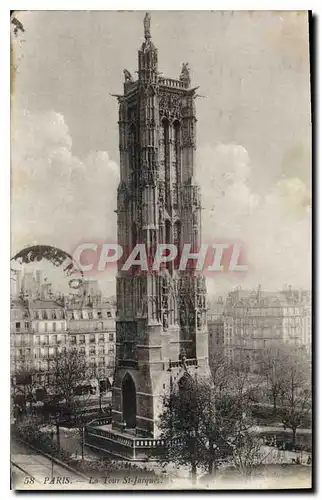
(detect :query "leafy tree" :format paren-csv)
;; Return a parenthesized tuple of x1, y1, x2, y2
(158, 374, 208, 483)
(158, 369, 265, 482)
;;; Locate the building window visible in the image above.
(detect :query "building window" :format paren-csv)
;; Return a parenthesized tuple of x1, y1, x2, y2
(88, 312, 93, 320)
(53, 322, 56, 332)
(89, 346, 96, 356)
(90, 334, 95, 343)
(24, 321, 29, 329)
(44, 323, 48, 333)
(107, 311, 112, 318)
(44, 335, 49, 345)
(61, 322, 64, 331)
(80, 346, 85, 354)
(97, 312, 102, 319)
(15, 322, 21, 331)
(79, 335, 85, 344)
(70, 336, 76, 345)
(109, 333, 114, 342)
(52, 335, 57, 345)
(35, 336, 40, 346)
(99, 334, 104, 342)
(98, 357, 104, 366)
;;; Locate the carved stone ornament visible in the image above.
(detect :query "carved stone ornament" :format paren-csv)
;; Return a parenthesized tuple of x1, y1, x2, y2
(124, 69, 133, 82)
(163, 310, 169, 330)
(159, 92, 182, 120)
(180, 62, 191, 87)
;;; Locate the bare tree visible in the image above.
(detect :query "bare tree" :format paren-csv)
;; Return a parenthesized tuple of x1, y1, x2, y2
(278, 348, 311, 448)
(229, 431, 265, 478)
(48, 347, 91, 452)
(259, 346, 291, 411)
(87, 362, 108, 414)
(214, 374, 265, 477)
(227, 350, 262, 403)
(209, 350, 231, 397)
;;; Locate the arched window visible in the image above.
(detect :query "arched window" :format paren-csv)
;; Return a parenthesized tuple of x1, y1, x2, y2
(165, 220, 171, 245)
(174, 220, 181, 267)
(173, 121, 181, 206)
(129, 124, 136, 173)
(162, 119, 170, 210)
(165, 220, 172, 272)
(132, 222, 137, 250)
(122, 373, 137, 429)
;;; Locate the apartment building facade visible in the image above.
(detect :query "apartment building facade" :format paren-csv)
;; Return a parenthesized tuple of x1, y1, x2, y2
(207, 286, 312, 372)
(10, 273, 116, 395)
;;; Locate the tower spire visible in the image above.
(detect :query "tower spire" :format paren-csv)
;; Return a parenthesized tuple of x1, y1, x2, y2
(144, 12, 151, 40)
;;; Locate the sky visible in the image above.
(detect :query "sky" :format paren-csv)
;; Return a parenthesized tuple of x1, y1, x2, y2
(11, 11, 312, 297)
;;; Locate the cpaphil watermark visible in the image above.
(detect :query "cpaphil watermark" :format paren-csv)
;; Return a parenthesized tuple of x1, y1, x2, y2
(71, 241, 248, 276)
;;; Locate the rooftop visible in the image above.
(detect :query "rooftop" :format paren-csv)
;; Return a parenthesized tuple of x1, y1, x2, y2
(28, 299, 64, 310)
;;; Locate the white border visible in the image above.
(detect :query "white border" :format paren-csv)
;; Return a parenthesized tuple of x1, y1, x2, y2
(2, 2, 320, 498)
(5, 1, 322, 11)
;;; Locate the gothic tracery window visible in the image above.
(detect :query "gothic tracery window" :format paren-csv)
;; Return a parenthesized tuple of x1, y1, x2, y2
(162, 119, 170, 211)
(129, 123, 136, 174)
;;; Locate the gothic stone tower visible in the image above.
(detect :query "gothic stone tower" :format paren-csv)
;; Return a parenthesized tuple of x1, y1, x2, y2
(112, 13, 210, 438)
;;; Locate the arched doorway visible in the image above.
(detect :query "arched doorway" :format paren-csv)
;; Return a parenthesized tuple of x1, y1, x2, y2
(122, 373, 136, 428)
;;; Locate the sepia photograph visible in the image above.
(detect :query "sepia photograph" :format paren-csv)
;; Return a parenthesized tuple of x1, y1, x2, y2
(10, 9, 312, 491)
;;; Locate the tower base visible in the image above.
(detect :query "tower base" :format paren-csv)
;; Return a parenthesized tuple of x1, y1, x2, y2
(85, 419, 165, 461)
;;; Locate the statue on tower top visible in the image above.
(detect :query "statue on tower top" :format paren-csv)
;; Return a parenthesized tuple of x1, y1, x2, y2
(144, 12, 151, 40)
